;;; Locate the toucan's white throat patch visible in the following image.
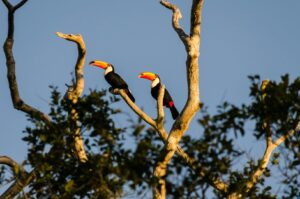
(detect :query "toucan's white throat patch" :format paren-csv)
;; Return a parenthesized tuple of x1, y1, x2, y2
(151, 78, 160, 88)
(104, 66, 113, 75)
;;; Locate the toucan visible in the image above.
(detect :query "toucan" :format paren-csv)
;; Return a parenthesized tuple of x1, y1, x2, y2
(89, 60, 135, 102)
(139, 72, 179, 119)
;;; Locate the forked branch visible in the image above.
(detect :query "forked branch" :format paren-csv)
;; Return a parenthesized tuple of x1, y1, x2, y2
(153, 1, 204, 198)
(242, 121, 300, 194)
(2, 0, 28, 12)
(118, 89, 228, 193)
(3, 0, 51, 125)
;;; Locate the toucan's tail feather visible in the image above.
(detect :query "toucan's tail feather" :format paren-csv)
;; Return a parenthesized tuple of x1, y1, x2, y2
(170, 105, 179, 120)
(126, 89, 135, 102)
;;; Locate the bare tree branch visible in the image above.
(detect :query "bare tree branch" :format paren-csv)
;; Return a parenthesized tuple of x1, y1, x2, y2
(118, 89, 157, 127)
(2, 0, 51, 125)
(0, 169, 36, 199)
(56, 32, 86, 101)
(0, 156, 26, 177)
(156, 85, 165, 130)
(274, 121, 300, 146)
(242, 121, 300, 194)
(13, 0, 28, 11)
(160, 0, 189, 49)
(228, 120, 300, 199)
(154, 1, 204, 198)
(56, 32, 88, 163)
(0, 156, 36, 199)
(190, 0, 203, 38)
(2, 0, 12, 10)
(230, 82, 300, 197)
(118, 89, 228, 194)
(2, 0, 28, 11)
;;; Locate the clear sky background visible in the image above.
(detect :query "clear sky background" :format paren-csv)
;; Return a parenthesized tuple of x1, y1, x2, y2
(1, 0, 300, 196)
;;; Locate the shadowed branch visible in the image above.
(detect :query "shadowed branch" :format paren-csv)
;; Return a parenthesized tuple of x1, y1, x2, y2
(2, 0, 51, 125)
(0, 156, 36, 199)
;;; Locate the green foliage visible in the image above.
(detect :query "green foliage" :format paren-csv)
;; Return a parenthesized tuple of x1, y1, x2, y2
(17, 74, 300, 198)
(23, 88, 153, 198)
(248, 75, 300, 139)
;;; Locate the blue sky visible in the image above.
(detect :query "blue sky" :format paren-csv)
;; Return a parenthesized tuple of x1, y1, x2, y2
(1, 0, 300, 196)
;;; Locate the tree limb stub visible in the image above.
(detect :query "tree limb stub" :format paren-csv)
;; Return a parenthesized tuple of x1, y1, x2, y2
(56, 32, 88, 163)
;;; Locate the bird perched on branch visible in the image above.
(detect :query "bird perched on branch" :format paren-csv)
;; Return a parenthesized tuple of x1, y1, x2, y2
(89, 60, 135, 102)
(139, 72, 179, 119)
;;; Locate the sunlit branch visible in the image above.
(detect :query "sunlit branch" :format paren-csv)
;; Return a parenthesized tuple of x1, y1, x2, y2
(56, 32, 86, 101)
(56, 32, 88, 163)
(156, 85, 165, 130)
(154, 1, 204, 198)
(274, 121, 300, 146)
(243, 121, 300, 193)
(118, 88, 228, 194)
(160, 0, 189, 49)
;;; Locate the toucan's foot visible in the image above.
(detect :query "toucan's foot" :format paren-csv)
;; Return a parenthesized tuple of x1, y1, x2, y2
(109, 87, 120, 95)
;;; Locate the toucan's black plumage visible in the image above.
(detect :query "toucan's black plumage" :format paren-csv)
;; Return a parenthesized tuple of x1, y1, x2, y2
(139, 72, 179, 120)
(151, 82, 179, 119)
(90, 60, 135, 102)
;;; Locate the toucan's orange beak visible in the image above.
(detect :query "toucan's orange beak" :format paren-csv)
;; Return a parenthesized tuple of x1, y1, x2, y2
(138, 72, 157, 81)
(89, 60, 109, 69)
